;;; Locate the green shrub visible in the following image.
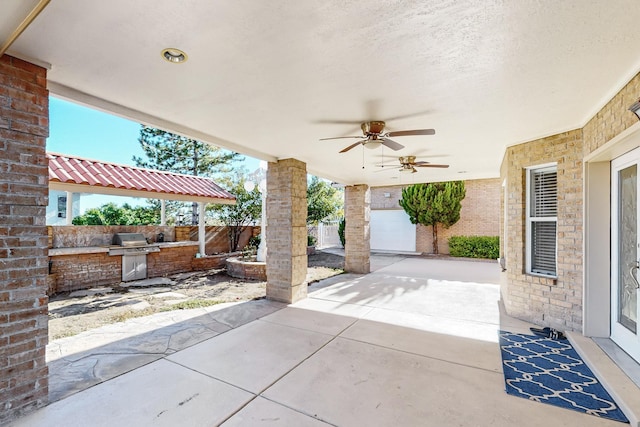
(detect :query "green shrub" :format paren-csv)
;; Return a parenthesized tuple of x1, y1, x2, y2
(307, 235, 317, 246)
(338, 217, 345, 247)
(448, 236, 499, 259)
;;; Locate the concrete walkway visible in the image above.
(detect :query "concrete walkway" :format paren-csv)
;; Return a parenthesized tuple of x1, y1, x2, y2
(11, 255, 623, 426)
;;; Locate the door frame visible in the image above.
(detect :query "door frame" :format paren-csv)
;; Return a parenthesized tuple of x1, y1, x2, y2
(610, 148, 640, 358)
(584, 123, 640, 344)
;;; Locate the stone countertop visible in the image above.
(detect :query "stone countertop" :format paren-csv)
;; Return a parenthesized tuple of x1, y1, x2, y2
(157, 241, 198, 248)
(48, 241, 199, 256)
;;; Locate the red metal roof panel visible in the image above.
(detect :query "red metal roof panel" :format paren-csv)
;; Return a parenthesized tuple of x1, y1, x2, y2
(46, 153, 236, 202)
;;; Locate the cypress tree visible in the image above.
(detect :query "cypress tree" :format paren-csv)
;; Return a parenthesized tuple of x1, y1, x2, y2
(399, 181, 466, 254)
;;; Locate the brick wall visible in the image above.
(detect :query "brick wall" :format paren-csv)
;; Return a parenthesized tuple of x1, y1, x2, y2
(147, 246, 198, 277)
(583, 72, 640, 154)
(0, 55, 50, 423)
(344, 184, 371, 273)
(47, 245, 207, 294)
(49, 253, 121, 293)
(370, 179, 501, 254)
(500, 130, 584, 331)
(266, 159, 308, 303)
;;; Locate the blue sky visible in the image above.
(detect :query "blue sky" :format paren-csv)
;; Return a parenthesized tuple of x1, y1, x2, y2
(47, 97, 259, 211)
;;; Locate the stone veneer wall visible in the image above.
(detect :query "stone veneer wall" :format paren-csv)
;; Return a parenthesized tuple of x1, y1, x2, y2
(49, 252, 121, 293)
(344, 184, 371, 273)
(265, 159, 308, 303)
(175, 225, 260, 254)
(370, 179, 500, 254)
(0, 55, 50, 423)
(501, 130, 584, 331)
(47, 245, 230, 294)
(48, 225, 175, 248)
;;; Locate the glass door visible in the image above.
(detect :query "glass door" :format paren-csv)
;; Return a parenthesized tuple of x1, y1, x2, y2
(611, 148, 640, 362)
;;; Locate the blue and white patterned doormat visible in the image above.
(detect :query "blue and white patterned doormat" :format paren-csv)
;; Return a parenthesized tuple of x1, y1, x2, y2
(499, 331, 629, 423)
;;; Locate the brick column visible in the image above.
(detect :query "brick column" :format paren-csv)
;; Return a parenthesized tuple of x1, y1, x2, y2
(0, 55, 50, 423)
(345, 184, 370, 273)
(265, 159, 308, 303)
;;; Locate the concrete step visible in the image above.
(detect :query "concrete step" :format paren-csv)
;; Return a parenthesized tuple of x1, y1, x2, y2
(568, 332, 640, 427)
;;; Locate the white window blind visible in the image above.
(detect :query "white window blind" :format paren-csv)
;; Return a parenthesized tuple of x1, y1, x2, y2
(527, 166, 557, 277)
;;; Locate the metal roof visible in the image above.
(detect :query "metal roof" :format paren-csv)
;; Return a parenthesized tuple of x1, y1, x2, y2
(47, 152, 236, 204)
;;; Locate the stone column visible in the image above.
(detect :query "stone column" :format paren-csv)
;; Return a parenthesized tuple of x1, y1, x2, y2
(345, 184, 371, 273)
(265, 159, 307, 303)
(0, 55, 49, 423)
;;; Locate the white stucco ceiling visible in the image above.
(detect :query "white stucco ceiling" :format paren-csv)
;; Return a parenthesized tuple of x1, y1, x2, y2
(5, 0, 640, 186)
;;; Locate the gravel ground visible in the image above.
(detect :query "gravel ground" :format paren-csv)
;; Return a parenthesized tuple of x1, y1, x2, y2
(48, 250, 345, 340)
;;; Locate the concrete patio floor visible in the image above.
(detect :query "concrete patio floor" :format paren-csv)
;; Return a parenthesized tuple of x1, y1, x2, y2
(10, 254, 626, 426)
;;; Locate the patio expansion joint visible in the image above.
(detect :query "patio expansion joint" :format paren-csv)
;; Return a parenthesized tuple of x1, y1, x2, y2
(365, 304, 501, 329)
(337, 329, 502, 376)
(195, 319, 359, 426)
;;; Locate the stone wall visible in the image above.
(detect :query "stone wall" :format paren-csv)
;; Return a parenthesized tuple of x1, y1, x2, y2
(0, 55, 50, 423)
(370, 179, 501, 254)
(48, 225, 175, 248)
(49, 252, 121, 293)
(47, 244, 233, 294)
(147, 245, 198, 278)
(500, 130, 584, 331)
(175, 225, 259, 254)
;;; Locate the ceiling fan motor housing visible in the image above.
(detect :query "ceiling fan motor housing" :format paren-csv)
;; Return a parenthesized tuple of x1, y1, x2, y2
(399, 156, 416, 164)
(361, 121, 386, 136)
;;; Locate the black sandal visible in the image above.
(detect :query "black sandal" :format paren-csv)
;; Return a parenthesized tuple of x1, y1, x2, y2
(530, 327, 567, 340)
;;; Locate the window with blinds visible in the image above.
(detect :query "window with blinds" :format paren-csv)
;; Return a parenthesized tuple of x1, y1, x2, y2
(526, 165, 557, 277)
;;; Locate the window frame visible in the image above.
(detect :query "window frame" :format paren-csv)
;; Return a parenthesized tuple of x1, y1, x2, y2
(525, 163, 558, 278)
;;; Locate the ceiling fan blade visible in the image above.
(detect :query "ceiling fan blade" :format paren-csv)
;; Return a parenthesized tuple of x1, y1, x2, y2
(380, 138, 404, 151)
(339, 141, 363, 153)
(415, 163, 449, 168)
(386, 129, 435, 137)
(383, 109, 433, 123)
(319, 136, 363, 141)
(314, 119, 363, 125)
(374, 167, 401, 173)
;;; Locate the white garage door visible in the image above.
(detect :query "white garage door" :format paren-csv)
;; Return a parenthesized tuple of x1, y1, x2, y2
(370, 209, 416, 252)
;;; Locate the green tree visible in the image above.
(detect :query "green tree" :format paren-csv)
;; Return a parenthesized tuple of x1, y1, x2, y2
(307, 176, 343, 225)
(399, 181, 466, 254)
(209, 172, 262, 252)
(72, 203, 160, 225)
(133, 126, 241, 224)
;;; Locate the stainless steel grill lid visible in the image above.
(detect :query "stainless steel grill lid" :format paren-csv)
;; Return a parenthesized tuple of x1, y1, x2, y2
(113, 233, 147, 247)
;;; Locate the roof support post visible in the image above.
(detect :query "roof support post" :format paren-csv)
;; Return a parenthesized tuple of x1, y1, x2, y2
(160, 200, 166, 226)
(65, 191, 73, 225)
(265, 158, 307, 303)
(198, 202, 205, 256)
(344, 184, 371, 273)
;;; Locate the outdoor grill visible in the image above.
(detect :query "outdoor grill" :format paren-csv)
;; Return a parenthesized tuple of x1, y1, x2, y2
(109, 233, 160, 281)
(109, 233, 160, 254)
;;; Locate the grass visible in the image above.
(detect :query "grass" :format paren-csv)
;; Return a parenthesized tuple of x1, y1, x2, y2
(107, 299, 223, 324)
(159, 299, 222, 311)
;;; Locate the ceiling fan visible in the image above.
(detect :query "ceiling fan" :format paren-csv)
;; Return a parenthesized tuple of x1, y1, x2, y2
(320, 121, 435, 153)
(378, 156, 449, 173)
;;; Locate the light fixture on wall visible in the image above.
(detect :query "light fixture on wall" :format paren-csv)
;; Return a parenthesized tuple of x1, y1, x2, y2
(629, 98, 640, 121)
(161, 48, 188, 64)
